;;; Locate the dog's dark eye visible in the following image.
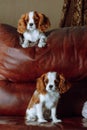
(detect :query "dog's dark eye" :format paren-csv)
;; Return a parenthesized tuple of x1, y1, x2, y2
(44, 79, 48, 85)
(25, 17, 29, 24)
(35, 18, 38, 22)
(34, 18, 39, 27)
(55, 80, 59, 86)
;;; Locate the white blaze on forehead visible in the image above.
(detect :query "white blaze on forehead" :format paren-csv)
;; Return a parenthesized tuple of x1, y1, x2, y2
(47, 72, 57, 84)
(28, 11, 34, 23)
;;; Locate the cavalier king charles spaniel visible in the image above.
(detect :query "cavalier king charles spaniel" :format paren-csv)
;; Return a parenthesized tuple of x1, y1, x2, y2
(26, 72, 71, 123)
(17, 11, 51, 48)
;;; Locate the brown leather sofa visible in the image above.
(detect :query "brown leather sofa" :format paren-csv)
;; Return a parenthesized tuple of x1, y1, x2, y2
(0, 24, 87, 130)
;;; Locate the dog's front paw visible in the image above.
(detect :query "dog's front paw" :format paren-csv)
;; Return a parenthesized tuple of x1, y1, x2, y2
(38, 42, 46, 48)
(21, 43, 29, 48)
(38, 119, 47, 123)
(52, 119, 62, 123)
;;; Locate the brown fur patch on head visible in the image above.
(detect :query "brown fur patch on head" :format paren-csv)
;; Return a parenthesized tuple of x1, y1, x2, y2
(36, 73, 47, 95)
(33, 11, 40, 28)
(54, 73, 60, 91)
(58, 74, 71, 94)
(17, 13, 29, 34)
(38, 13, 51, 32)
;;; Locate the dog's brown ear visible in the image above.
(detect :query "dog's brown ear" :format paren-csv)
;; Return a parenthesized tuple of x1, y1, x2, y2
(17, 13, 28, 34)
(36, 74, 47, 94)
(59, 74, 71, 94)
(38, 13, 51, 32)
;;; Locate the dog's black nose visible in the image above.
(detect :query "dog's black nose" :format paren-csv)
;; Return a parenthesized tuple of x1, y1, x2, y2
(29, 23, 33, 26)
(49, 85, 53, 89)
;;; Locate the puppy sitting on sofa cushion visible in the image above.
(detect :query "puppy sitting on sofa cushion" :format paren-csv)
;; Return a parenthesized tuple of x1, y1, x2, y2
(0, 24, 87, 119)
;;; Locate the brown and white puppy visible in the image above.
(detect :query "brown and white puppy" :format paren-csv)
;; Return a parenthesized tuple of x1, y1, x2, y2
(26, 72, 71, 123)
(17, 11, 51, 48)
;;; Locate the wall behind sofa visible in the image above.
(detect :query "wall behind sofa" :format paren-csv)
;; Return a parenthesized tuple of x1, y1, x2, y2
(0, 0, 63, 29)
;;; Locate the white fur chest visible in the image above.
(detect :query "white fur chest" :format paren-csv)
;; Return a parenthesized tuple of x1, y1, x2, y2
(40, 92, 60, 109)
(23, 30, 40, 42)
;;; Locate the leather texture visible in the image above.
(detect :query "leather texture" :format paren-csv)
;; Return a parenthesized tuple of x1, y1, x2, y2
(0, 116, 86, 130)
(0, 24, 87, 130)
(0, 24, 87, 82)
(0, 80, 87, 117)
(0, 24, 87, 117)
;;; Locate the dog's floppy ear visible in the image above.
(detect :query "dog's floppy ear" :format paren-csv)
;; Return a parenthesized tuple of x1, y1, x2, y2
(36, 74, 47, 94)
(17, 13, 28, 34)
(38, 13, 51, 32)
(59, 74, 71, 94)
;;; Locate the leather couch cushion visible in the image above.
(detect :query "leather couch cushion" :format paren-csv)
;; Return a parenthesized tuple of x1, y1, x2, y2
(0, 24, 87, 82)
(0, 80, 86, 116)
(0, 80, 35, 116)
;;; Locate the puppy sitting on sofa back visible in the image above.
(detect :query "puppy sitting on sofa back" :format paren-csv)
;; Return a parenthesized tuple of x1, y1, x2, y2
(17, 11, 51, 48)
